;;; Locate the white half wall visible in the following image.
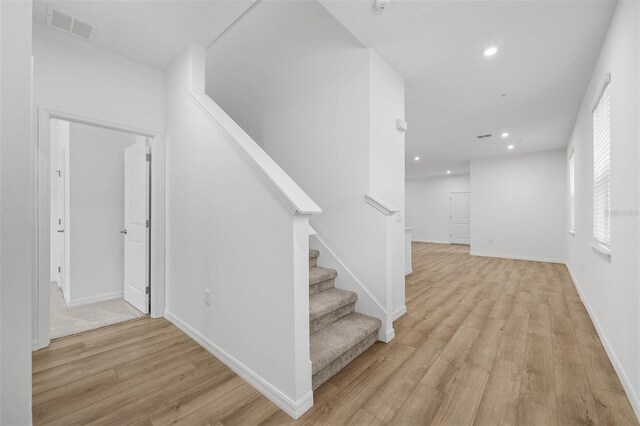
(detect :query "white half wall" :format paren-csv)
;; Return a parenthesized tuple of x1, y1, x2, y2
(0, 0, 34, 423)
(369, 50, 406, 320)
(165, 45, 314, 418)
(406, 174, 470, 244)
(67, 122, 136, 304)
(566, 0, 640, 418)
(470, 150, 566, 262)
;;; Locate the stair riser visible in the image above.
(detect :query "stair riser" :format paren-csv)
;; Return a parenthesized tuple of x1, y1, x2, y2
(312, 330, 378, 390)
(309, 257, 317, 268)
(310, 302, 355, 334)
(309, 278, 335, 296)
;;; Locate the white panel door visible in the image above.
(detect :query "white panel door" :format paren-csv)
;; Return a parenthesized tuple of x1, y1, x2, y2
(450, 192, 470, 244)
(123, 137, 150, 314)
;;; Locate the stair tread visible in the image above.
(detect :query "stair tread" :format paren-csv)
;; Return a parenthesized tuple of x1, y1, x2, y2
(309, 288, 357, 321)
(309, 266, 337, 285)
(310, 312, 381, 375)
(309, 249, 320, 259)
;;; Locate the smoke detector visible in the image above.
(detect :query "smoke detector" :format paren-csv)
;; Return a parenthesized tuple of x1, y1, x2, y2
(373, 0, 390, 12)
(46, 5, 96, 41)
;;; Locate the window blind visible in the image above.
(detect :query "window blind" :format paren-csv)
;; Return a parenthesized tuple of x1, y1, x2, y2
(593, 77, 611, 249)
(569, 149, 575, 233)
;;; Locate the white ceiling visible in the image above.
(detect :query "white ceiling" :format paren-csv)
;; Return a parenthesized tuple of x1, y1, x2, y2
(321, 0, 617, 177)
(32, 0, 255, 70)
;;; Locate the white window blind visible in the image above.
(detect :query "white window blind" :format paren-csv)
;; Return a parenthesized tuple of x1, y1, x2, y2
(569, 148, 575, 233)
(593, 76, 611, 250)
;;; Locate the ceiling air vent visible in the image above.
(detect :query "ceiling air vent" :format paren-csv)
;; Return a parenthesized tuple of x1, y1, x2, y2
(476, 134, 493, 140)
(46, 5, 96, 41)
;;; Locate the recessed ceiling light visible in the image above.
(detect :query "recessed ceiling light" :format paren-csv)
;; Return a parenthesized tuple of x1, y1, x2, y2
(501, 132, 510, 138)
(446, 170, 451, 174)
(507, 144, 515, 150)
(482, 45, 499, 57)
(414, 156, 420, 161)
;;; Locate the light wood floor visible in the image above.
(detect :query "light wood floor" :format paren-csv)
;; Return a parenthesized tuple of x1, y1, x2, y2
(32, 243, 638, 425)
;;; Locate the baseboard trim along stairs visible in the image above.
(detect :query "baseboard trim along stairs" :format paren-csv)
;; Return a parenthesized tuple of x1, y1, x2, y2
(308, 249, 381, 390)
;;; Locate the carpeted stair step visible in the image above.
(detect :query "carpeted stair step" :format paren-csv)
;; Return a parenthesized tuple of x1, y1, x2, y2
(309, 288, 357, 334)
(309, 249, 320, 267)
(310, 312, 381, 390)
(309, 266, 337, 296)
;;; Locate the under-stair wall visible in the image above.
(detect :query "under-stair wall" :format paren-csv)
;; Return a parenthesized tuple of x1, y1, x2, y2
(163, 45, 320, 418)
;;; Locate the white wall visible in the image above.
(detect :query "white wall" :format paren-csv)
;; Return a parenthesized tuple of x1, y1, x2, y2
(369, 51, 406, 319)
(406, 174, 470, 244)
(32, 21, 165, 342)
(566, 0, 640, 417)
(67, 122, 136, 305)
(205, 1, 405, 337)
(0, 0, 34, 423)
(165, 45, 313, 417)
(33, 23, 164, 132)
(470, 150, 566, 262)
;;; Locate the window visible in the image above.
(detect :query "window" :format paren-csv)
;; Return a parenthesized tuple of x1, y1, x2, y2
(593, 74, 611, 253)
(569, 148, 575, 234)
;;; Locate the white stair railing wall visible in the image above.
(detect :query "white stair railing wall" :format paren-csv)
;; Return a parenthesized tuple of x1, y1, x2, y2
(163, 44, 320, 419)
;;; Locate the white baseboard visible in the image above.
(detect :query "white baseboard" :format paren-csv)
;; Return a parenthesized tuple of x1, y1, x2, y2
(66, 291, 124, 307)
(470, 250, 565, 264)
(405, 267, 413, 275)
(412, 239, 450, 245)
(566, 266, 640, 422)
(164, 310, 313, 419)
(393, 305, 407, 321)
(382, 327, 396, 343)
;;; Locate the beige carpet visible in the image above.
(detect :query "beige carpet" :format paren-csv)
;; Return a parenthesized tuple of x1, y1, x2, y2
(50, 282, 145, 339)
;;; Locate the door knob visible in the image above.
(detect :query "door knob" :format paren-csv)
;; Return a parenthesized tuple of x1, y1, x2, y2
(120, 229, 128, 235)
(57, 229, 64, 233)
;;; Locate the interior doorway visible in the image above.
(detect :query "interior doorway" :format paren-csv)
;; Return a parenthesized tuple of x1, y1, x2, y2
(450, 192, 470, 244)
(48, 119, 151, 339)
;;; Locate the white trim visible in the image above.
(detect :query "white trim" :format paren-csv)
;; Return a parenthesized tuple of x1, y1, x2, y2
(66, 291, 124, 307)
(569, 230, 576, 236)
(405, 266, 413, 275)
(190, 92, 321, 216)
(164, 310, 313, 419)
(566, 266, 640, 421)
(469, 251, 565, 264)
(591, 241, 611, 259)
(365, 193, 399, 216)
(393, 305, 407, 321)
(35, 106, 166, 350)
(591, 73, 612, 112)
(412, 239, 451, 245)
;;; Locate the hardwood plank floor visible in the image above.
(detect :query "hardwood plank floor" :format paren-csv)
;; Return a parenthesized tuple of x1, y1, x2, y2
(32, 243, 638, 425)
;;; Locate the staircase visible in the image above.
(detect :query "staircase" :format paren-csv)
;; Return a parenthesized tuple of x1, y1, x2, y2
(309, 249, 381, 390)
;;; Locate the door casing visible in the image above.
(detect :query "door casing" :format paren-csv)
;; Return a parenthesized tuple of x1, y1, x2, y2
(35, 107, 165, 350)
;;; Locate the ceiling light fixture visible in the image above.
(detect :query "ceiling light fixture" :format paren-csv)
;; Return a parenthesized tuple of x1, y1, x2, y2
(414, 156, 420, 161)
(507, 144, 515, 150)
(482, 45, 499, 57)
(446, 170, 451, 174)
(501, 132, 510, 138)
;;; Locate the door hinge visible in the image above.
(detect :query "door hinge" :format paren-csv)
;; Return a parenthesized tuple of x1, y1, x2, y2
(56, 170, 62, 177)
(146, 219, 150, 228)
(58, 266, 61, 273)
(146, 153, 151, 162)
(145, 287, 150, 295)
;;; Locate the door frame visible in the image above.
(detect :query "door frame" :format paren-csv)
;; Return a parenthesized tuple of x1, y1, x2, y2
(449, 191, 471, 245)
(34, 106, 166, 350)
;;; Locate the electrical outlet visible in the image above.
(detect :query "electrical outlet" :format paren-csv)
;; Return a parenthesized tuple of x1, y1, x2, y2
(204, 289, 210, 306)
